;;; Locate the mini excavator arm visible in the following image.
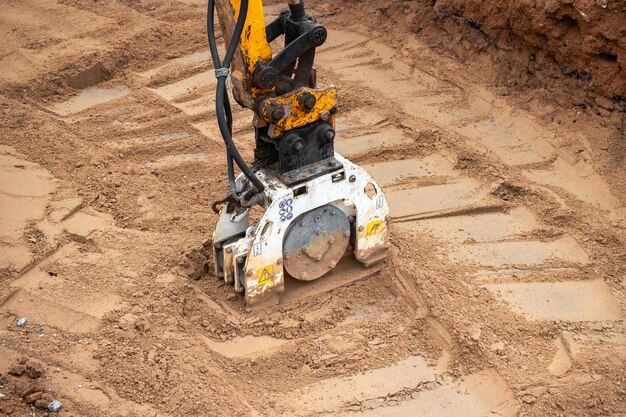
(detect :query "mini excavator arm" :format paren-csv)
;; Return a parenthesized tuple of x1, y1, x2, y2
(212, 0, 273, 110)
(213, 0, 337, 145)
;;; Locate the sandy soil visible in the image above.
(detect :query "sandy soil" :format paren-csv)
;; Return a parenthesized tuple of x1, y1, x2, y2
(0, 0, 624, 416)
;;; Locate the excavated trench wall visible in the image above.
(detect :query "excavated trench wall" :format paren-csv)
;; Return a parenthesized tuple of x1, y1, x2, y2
(349, 0, 625, 101)
(432, 0, 625, 99)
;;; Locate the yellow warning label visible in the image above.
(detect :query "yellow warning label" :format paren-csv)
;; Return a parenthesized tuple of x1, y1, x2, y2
(366, 219, 383, 239)
(257, 265, 274, 286)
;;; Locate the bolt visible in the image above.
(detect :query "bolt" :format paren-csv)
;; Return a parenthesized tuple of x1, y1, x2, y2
(316, 255, 322, 261)
(314, 215, 321, 223)
(343, 231, 351, 237)
(349, 175, 356, 183)
(330, 210, 335, 215)
(300, 219, 306, 227)
(254, 65, 278, 89)
(319, 110, 330, 121)
(358, 225, 364, 232)
(298, 92, 317, 111)
(285, 252, 292, 260)
(330, 261, 337, 268)
(308, 26, 327, 46)
(297, 250, 302, 257)
(277, 258, 283, 265)
(328, 236, 335, 244)
(316, 228, 322, 235)
(237, 257, 244, 264)
(323, 129, 335, 142)
(293, 141, 304, 153)
(225, 247, 232, 253)
(246, 270, 253, 277)
(271, 106, 285, 122)
(261, 73, 275, 87)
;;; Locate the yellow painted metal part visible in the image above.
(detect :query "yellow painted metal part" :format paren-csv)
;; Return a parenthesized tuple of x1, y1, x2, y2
(226, 1, 338, 136)
(230, 0, 272, 77)
(261, 87, 337, 135)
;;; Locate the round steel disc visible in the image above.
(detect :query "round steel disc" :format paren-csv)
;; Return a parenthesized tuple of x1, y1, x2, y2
(283, 204, 350, 281)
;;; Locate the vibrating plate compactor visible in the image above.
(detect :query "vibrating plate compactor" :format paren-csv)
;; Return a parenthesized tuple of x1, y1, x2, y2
(208, 0, 390, 306)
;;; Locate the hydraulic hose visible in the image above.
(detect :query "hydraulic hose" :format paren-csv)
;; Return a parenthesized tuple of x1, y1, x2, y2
(207, 0, 236, 193)
(207, 0, 265, 194)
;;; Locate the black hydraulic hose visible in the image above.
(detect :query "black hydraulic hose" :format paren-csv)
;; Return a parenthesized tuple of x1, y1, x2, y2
(207, 0, 265, 194)
(208, 0, 236, 193)
(215, 75, 267, 193)
(207, 1, 237, 194)
(206, 0, 221, 66)
(221, 0, 249, 69)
